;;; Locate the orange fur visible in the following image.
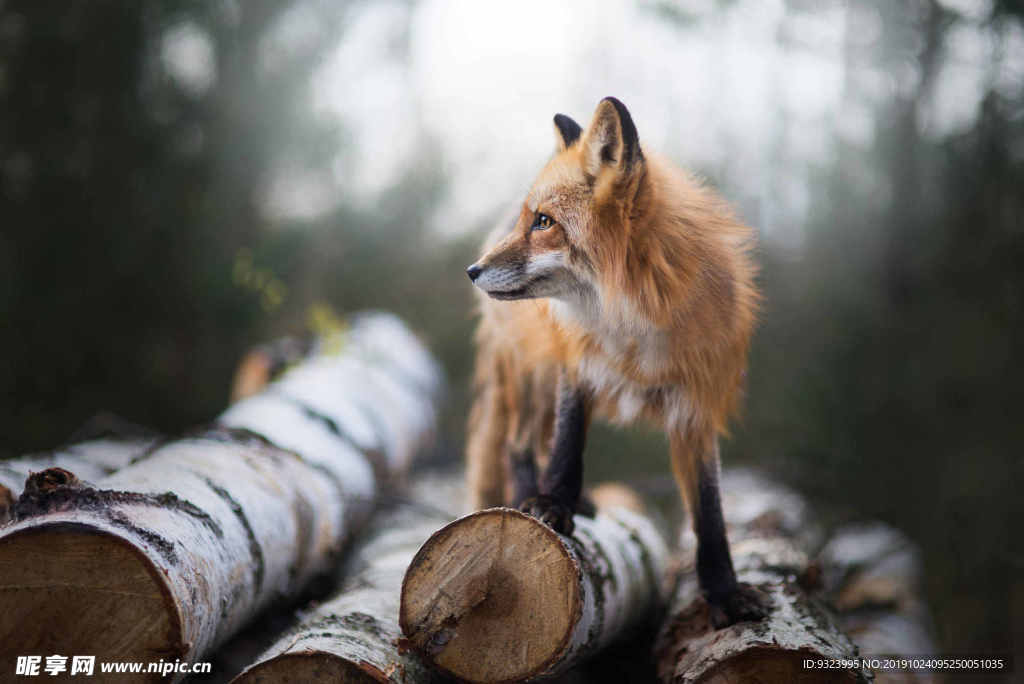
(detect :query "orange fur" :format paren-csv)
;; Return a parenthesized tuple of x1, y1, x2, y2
(466, 100, 758, 514)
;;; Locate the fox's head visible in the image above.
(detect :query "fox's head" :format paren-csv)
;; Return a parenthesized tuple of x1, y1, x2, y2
(467, 97, 645, 304)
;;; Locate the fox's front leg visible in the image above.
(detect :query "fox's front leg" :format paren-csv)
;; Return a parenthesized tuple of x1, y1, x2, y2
(520, 374, 589, 535)
(671, 432, 770, 627)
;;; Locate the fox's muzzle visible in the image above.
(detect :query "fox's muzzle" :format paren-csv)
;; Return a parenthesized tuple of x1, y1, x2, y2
(464, 261, 540, 300)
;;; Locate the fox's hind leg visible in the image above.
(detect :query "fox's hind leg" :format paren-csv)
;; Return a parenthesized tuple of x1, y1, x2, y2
(509, 445, 539, 505)
(466, 368, 509, 511)
(508, 370, 557, 507)
(468, 351, 554, 510)
(670, 431, 770, 627)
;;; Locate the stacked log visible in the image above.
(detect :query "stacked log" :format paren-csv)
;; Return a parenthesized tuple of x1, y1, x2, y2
(654, 469, 933, 684)
(0, 307, 935, 684)
(820, 523, 937, 684)
(0, 312, 441, 682)
(232, 475, 461, 684)
(398, 484, 670, 683)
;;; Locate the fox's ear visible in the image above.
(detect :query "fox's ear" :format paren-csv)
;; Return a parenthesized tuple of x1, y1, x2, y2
(581, 97, 642, 179)
(553, 113, 582, 151)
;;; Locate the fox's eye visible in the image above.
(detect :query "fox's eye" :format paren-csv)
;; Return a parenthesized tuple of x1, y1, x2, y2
(532, 213, 554, 231)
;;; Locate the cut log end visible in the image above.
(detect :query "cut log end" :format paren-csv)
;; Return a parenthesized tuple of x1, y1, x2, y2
(0, 524, 183, 676)
(399, 507, 580, 683)
(234, 653, 385, 684)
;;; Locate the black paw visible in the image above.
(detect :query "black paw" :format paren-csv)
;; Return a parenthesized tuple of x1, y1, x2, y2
(707, 583, 771, 629)
(519, 495, 575, 535)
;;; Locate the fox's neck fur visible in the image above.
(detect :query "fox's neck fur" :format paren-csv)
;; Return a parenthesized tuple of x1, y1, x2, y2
(551, 152, 755, 384)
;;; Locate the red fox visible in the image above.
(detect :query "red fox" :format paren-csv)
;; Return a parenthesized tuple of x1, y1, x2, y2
(465, 97, 765, 626)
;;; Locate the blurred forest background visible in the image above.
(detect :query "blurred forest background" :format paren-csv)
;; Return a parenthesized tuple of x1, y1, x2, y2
(1, 0, 1021, 668)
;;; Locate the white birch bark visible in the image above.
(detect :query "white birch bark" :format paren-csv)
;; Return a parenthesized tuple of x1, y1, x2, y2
(0, 437, 154, 498)
(0, 312, 440, 683)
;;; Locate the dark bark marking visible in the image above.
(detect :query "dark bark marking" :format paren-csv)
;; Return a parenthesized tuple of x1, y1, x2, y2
(204, 477, 265, 597)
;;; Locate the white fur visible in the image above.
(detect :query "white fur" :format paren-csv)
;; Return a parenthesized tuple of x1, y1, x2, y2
(663, 388, 694, 432)
(525, 251, 565, 276)
(577, 356, 630, 399)
(616, 391, 646, 422)
(474, 266, 521, 292)
(576, 355, 692, 428)
(558, 287, 688, 429)
(578, 356, 636, 424)
(552, 288, 671, 379)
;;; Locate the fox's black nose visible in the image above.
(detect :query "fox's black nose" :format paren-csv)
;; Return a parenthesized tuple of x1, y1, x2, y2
(466, 264, 483, 282)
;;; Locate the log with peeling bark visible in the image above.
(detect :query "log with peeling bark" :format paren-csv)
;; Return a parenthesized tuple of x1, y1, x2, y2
(398, 484, 670, 683)
(232, 475, 461, 684)
(0, 312, 441, 683)
(654, 468, 933, 684)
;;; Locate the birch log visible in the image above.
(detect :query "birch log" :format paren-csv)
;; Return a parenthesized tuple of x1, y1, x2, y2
(820, 524, 937, 684)
(233, 476, 460, 684)
(398, 486, 670, 683)
(222, 312, 441, 483)
(0, 312, 441, 683)
(654, 468, 918, 684)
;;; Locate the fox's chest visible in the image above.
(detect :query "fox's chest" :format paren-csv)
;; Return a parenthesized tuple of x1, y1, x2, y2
(551, 297, 669, 374)
(575, 351, 690, 432)
(550, 296, 692, 431)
